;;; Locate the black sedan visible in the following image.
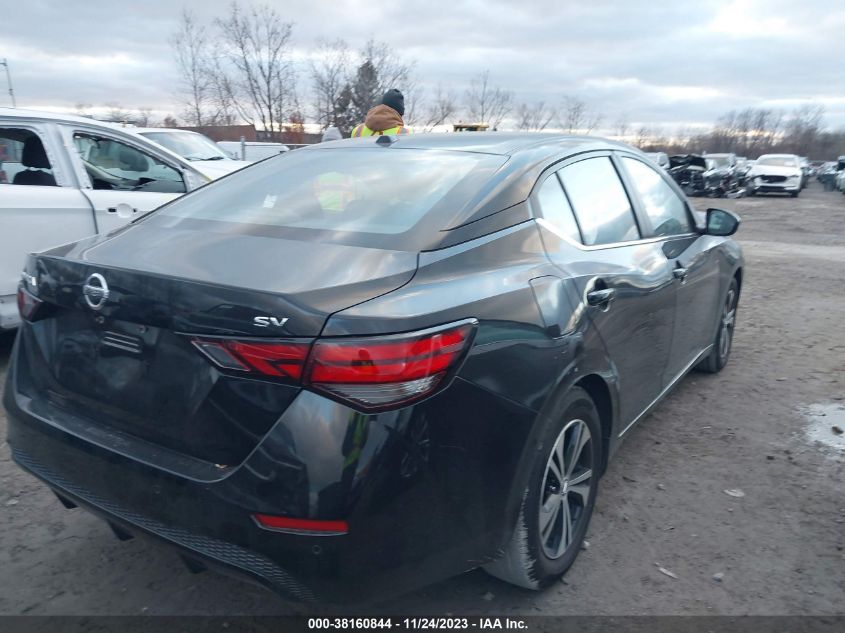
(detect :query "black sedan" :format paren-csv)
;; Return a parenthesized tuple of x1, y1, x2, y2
(4, 133, 743, 602)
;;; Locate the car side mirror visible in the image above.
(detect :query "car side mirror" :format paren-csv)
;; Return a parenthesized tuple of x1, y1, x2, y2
(705, 208, 741, 236)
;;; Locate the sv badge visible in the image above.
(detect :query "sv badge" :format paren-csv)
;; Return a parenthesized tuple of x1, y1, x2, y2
(253, 316, 290, 328)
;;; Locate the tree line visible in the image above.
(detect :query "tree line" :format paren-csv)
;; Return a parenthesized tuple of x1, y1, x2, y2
(635, 104, 845, 160)
(86, 0, 845, 159)
(165, 2, 612, 137)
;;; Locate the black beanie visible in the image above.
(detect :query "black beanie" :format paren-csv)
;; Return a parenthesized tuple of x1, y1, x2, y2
(381, 89, 405, 116)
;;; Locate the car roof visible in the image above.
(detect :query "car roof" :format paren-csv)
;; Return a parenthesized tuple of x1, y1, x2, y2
(310, 132, 631, 160)
(0, 106, 127, 127)
(0, 107, 199, 169)
(133, 127, 200, 135)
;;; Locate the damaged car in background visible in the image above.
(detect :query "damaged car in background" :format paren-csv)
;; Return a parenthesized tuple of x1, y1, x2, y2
(746, 154, 803, 197)
(668, 153, 744, 198)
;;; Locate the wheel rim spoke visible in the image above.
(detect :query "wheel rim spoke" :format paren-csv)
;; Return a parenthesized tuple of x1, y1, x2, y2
(566, 424, 590, 479)
(555, 433, 566, 480)
(569, 481, 590, 503)
(561, 499, 573, 551)
(569, 468, 593, 487)
(548, 452, 563, 484)
(541, 498, 561, 541)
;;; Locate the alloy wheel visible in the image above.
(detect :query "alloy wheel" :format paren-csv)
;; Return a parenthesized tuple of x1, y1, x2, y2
(538, 419, 593, 560)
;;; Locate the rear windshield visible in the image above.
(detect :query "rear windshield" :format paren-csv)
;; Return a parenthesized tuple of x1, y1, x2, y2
(150, 148, 507, 250)
(756, 156, 798, 167)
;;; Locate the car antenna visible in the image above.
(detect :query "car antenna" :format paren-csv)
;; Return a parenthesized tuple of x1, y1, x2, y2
(375, 135, 395, 146)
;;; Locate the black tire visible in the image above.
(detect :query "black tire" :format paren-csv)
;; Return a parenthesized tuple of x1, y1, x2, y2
(483, 387, 601, 589)
(698, 278, 739, 373)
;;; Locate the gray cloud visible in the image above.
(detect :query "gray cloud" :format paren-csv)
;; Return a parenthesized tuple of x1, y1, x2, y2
(3, 0, 844, 130)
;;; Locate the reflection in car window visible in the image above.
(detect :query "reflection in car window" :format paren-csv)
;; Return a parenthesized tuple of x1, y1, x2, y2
(622, 157, 692, 237)
(72, 133, 186, 194)
(157, 149, 506, 241)
(536, 175, 581, 243)
(140, 131, 229, 161)
(559, 157, 639, 246)
(0, 127, 57, 186)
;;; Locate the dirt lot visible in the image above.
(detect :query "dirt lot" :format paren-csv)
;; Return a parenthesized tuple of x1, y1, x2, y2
(1, 184, 843, 616)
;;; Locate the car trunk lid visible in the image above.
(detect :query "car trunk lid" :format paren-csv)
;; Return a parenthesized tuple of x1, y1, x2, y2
(18, 225, 417, 464)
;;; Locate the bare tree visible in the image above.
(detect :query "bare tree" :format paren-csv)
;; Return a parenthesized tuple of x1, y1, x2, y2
(465, 70, 513, 129)
(361, 39, 414, 98)
(215, 2, 298, 135)
(171, 9, 215, 126)
(612, 112, 630, 140)
(516, 101, 555, 131)
(74, 103, 92, 117)
(135, 107, 155, 127)
(105, 102, 132, 123)
(784, 103, 825, 155)
(634, 125, 652, 149)
(310, 38, 351, 129)
(418, 84, 458, 131)
(329, 40, 416, 134)
(559, 97, 602, 134)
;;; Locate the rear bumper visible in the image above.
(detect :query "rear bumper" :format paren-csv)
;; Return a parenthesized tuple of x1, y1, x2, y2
(3, 338, 536, 602)
(10, 446, 318, 600)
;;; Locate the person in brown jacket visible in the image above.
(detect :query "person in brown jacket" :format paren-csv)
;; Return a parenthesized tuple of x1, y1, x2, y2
(350, 89, 411, 137)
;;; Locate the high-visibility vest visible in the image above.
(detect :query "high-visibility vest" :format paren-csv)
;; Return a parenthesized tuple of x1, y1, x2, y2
(313, 172, 355, 212)
(350, 124, 411, 138)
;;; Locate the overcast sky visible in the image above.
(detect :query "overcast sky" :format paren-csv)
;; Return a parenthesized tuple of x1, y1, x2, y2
(3, 0, 844, 132)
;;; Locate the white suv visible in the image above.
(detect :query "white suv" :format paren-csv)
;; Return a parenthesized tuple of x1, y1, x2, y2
(746, 154, 803, 197)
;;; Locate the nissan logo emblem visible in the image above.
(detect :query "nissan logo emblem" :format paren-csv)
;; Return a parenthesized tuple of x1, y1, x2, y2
(82, 273, 110, 310)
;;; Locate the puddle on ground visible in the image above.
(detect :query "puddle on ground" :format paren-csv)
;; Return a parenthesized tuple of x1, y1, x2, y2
(803, 403, 845, 452)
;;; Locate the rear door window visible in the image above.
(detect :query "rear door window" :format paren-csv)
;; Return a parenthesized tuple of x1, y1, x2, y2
(535, 174, 581, 243)
(558, 157, 640, 246)
(0, 127, 57, 186)
(621, 157, 692, 237)
(72, 133, 186, 194)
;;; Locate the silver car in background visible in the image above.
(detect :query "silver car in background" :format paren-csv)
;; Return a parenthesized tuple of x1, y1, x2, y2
(132, 128, 251, 179)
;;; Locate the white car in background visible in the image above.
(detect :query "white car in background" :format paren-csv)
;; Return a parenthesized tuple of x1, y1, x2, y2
(0, 108, 210, 330)
(746, 154, 803, 197)
(837, 168, 845, 194)
(132, 128, 251, 179)
(644, 151, 670, 169)
(217, 140, 289, 162)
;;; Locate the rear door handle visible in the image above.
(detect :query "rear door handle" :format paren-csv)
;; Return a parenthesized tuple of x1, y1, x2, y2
(586, 288, 616, 308)
(673, 267, 689, 281)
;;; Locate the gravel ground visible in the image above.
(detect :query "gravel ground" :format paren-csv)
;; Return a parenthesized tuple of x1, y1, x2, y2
(1, 183, 843, 616)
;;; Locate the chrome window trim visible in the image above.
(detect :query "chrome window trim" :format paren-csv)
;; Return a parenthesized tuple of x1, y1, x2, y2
(536, 217, 698, 252)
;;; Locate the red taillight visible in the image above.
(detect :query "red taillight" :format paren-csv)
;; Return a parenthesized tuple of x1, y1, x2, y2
(191, 320, 476, 410)
(305, 322, 475, 410)
(192, 339, 310, 381)
(17, 286, 43, 322)
(253, 514, 348, 535)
